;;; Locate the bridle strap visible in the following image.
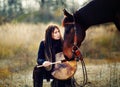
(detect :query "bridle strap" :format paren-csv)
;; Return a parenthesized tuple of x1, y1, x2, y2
(63, 22, 78, 46)
(73, 15, 78, 46)
(63, 22, 75, 25)
(62, 22, 74, 27)
(73, 16, 88, 87)
(73, 28, 77, 46)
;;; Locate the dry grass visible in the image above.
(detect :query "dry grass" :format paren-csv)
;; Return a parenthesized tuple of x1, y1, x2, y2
(0, 23, 64, 87)
(74, 61, 120, 87)
(0, 23, 64, 59)
(0, 23, 120, 87)
(81, 23, 120, 59)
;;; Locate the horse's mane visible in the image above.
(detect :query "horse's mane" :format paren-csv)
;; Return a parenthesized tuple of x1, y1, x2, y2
(63, 0, 120, 30)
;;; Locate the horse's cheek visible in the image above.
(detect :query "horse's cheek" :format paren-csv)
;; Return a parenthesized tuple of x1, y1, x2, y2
(63, 47, 73, 59)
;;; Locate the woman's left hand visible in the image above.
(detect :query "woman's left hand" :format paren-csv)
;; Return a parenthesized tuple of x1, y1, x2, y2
(42, 61, 52, 67)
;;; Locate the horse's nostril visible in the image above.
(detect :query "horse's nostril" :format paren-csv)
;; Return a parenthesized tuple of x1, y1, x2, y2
(64, 55, 69, 60)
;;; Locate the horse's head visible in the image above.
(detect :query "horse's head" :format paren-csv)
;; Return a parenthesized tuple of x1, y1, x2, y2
(62, 9, 86, 60)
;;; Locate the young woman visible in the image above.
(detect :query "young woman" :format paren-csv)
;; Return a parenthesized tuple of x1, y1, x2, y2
(33, 25, 75, 87)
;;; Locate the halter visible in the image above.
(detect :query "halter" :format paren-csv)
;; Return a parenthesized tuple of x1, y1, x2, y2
(63, 17, 88, 87)
(63, 21, 82, 60)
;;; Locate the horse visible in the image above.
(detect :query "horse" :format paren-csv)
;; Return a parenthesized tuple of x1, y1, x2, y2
(62, 0, 120, 60)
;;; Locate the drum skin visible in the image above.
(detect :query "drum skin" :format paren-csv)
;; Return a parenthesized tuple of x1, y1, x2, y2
(51, 52, 77, 80)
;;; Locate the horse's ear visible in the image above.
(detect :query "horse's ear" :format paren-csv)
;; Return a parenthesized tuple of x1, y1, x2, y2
(63, 9, 73, 17)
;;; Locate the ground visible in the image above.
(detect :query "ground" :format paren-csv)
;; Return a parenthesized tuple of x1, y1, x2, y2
(2, 60, 119, 87)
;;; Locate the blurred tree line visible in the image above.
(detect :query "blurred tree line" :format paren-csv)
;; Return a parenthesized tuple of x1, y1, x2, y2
(0, 0, 80, 24)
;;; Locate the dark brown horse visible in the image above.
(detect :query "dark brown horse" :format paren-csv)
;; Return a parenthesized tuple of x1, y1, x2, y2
(62, 0, 120, 60)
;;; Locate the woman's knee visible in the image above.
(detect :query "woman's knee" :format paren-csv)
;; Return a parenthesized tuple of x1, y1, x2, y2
(33, 66, 44, 80)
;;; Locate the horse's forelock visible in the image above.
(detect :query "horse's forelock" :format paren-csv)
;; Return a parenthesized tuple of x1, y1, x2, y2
(62, 16, 74, 27)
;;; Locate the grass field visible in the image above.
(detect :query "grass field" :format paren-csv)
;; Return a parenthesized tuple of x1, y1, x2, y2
(0, 23, 120, 87)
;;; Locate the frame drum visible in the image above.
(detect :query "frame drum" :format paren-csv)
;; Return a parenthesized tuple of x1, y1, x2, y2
(51, 52, 77, 80)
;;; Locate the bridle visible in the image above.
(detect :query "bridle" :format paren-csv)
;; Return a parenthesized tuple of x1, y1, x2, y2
(63, 22, 82, 60)
(63, 18, 88, 87)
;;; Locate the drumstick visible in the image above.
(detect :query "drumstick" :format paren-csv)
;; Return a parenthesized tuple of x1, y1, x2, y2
(37, 61, 62, 68)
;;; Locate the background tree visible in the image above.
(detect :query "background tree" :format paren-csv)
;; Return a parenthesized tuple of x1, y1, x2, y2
(0, 0, 81, 24)
(0, 0, 23, 24)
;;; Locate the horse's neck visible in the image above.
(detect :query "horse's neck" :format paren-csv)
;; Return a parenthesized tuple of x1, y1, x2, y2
(74, 0, 119, 29)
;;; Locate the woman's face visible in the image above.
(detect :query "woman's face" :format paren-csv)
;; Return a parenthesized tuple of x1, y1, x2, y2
(52, 28, 61, 40)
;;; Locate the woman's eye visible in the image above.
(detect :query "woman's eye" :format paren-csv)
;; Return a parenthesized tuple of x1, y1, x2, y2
(54, 32, 57, 34)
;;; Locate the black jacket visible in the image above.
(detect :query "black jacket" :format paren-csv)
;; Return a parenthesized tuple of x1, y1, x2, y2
(37, 40, 62, 65)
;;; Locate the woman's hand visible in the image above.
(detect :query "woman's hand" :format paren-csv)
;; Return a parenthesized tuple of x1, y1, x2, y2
(42, 61, 52, 67)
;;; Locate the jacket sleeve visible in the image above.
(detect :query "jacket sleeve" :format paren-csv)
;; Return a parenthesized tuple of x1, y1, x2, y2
(37, 41, 45, 65)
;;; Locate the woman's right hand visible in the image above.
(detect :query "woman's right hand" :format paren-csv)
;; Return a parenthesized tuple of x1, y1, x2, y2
(42, 61, 51, 67)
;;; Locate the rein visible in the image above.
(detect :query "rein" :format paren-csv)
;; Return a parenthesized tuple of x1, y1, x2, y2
(64, 21, 88, 86)
(72, 24, 88, 87)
